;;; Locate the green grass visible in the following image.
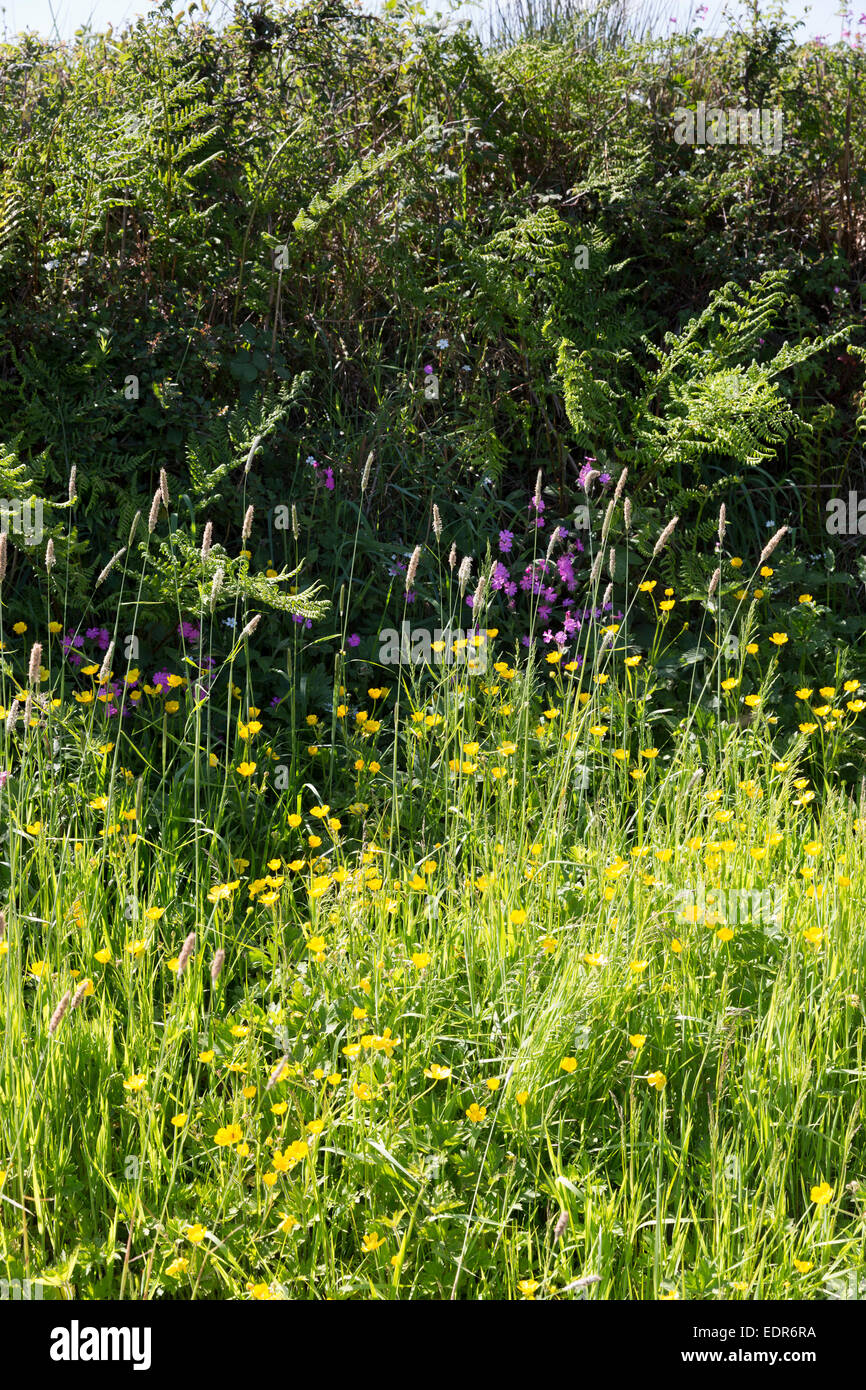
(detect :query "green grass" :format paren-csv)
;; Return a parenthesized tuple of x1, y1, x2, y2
(0, 492, 864, 1301)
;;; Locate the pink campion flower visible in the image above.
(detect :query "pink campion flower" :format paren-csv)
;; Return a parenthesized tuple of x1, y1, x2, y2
(557, 554, 574, 584)
(498, 529, 514, 554)
(577, 461, 595, 488)
(348, 633, 360, 647)
(0, 769, 9, 787)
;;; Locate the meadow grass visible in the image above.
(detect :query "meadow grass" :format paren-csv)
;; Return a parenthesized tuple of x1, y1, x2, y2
(0, 489, 864, 1301)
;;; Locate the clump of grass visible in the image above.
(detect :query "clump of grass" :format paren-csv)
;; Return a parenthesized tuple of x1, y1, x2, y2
(0, 482, 864, 1301)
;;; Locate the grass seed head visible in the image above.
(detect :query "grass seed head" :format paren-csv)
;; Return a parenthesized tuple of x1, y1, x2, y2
(28, 643, 43, 684)
(71, 978, 91, 1009)
(266, 1056, 289, 1090)
(147, 488, 162, 533)
(177, 931, 196, 977)
(759, 526, 789, 566)
(49, 991, 71, 1036)
(244, 435, 262, 476)
(652, 515, 679, 558)
(405, 545, 422, 593)
(96, 549, 127, 589)
(360, 451, 374, 494)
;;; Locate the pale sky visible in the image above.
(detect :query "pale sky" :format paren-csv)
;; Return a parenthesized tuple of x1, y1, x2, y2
(0, 0, 858, 46)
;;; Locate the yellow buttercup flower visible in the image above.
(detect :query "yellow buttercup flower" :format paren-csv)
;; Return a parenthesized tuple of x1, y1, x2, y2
(215, 1123, 243, 1147)
(424, 1064, 452, 1081)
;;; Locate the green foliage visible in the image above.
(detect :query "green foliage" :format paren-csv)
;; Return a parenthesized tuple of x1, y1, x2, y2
(557, 271, 854, 515)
